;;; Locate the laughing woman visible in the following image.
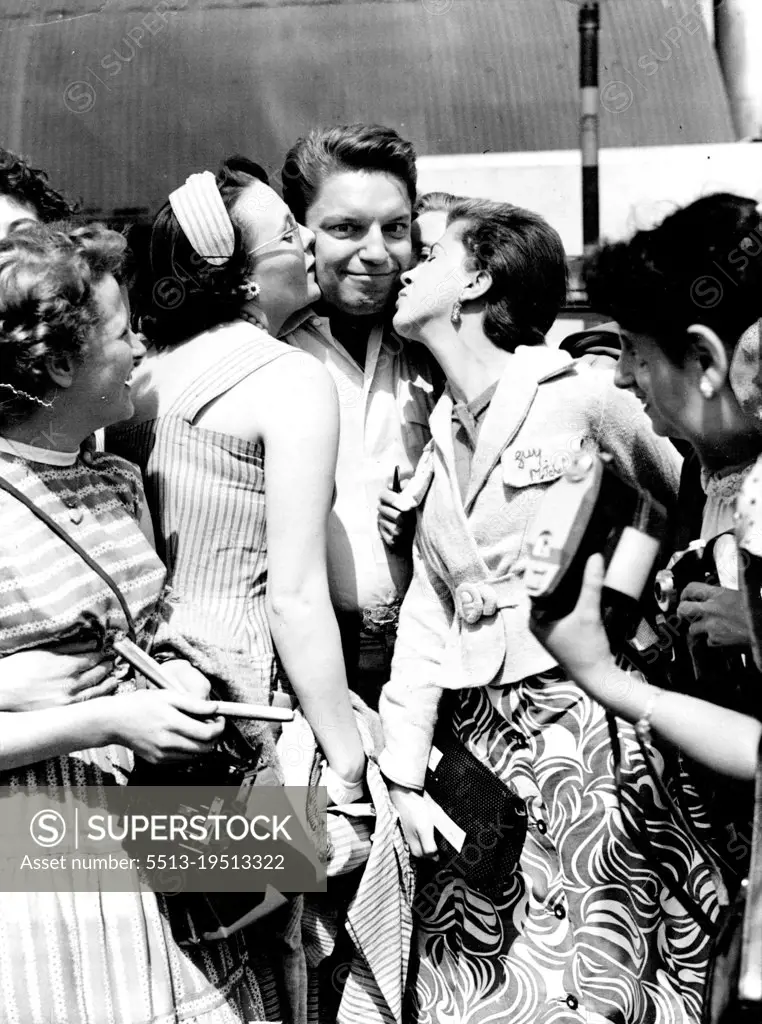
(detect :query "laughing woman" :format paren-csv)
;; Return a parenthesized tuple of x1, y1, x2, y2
(584, 193, 762, 700)
(0, 221, 272, 1024)
(378, 199, 721, 1024)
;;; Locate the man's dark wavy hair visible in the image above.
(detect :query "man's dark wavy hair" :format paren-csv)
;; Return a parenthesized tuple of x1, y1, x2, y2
(0, 147, 75, 222)
(282, 124, 417, 222)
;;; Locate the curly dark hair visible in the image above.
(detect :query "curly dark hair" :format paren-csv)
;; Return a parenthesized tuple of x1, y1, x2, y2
(134, 155, 269, 349)
(282, 124, 417, 223)
(584, 193, 762, 363)
(0, 221, 126, 424)
(446, 198, 567, 351)
(0, 147, 75, 223)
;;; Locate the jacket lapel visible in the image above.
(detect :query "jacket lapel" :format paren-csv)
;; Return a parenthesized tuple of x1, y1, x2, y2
(428, 389, 458, 487)
(463, 346, 574, 512)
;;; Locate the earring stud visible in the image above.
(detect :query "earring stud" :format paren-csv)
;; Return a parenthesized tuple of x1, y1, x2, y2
(699, 377, 715, 400)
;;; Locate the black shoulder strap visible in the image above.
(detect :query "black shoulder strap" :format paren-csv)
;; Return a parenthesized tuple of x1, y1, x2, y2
(0, 473, 137, 640)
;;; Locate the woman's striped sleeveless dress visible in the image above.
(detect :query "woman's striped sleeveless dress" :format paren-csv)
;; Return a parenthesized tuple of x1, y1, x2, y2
(107, 323, 306, 1019)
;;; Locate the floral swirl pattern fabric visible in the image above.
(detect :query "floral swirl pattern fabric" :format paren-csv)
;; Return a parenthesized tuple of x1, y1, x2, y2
(405, 675, 720, 1024)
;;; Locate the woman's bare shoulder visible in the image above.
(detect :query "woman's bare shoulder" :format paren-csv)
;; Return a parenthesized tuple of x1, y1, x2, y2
(254, 347, 336, 401)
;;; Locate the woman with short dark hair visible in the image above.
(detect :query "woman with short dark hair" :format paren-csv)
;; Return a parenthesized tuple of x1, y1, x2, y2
(109, 157, 365, 812)
(531, 192, 762, 879)
(584, 193, 762, 698)
(378, 198, 718, 1023)
(411, 191, 461, 264)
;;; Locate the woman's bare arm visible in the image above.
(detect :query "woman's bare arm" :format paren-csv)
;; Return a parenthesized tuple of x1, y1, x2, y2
(0, 689, 224, 772)
(530, 553, 761, 781)
(255, 354, 365, 782)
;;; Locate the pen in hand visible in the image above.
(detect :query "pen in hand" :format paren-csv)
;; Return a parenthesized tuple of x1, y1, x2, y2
(111, 636, 293, 721)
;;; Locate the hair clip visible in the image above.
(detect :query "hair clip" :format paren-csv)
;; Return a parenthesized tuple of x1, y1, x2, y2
(238, 280, 260, 301)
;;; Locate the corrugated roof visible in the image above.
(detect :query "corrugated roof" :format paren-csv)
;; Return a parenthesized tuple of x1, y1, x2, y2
(0, 0, 735, 217)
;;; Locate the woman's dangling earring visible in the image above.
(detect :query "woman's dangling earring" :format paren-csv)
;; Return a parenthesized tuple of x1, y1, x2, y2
(699, 376, 715, 400)
(239, 279, 260, 302)
(450, 298, 462, 326)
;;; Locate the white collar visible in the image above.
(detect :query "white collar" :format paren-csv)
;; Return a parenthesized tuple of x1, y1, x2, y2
(0, 436, 78, 466)
(278, 306, 326, 339)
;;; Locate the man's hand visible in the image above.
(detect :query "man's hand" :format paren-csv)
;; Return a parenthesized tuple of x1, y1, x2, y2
(378, 487, 415, 551)
(677, 583, 751, 647)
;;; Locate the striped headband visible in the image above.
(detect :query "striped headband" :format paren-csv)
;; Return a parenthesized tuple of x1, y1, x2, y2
(168, 171, 235, 266)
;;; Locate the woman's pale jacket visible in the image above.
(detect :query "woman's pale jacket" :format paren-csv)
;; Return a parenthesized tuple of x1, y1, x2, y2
(378, 345, 681, 790)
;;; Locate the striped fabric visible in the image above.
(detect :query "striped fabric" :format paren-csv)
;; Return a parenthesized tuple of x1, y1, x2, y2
(168, 171, 235, 266)
(0, 451, 273, 1024)
(0, 451, 163, 657)
(336, 760, 415, 1024)
(299, 696, 415, 1024)
(108, 326, 301, 712)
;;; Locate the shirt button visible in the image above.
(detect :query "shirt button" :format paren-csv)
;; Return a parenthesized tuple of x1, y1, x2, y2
(536, 820, 547, 835)
(566, 994, 579, 1011)
(554, 904, 566, 919)
(69, 509, 84, 525)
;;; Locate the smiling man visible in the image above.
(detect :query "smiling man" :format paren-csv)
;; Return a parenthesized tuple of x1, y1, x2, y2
(282, 124, 438, 706)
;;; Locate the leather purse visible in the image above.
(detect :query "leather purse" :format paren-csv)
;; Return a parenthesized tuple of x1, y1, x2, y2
(423, 698, 528, 902)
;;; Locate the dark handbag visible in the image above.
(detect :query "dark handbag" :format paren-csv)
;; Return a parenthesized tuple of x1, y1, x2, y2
(0, 473, 281, 942)
(703, 736, 762, 1023)
(423, 697, 528, 901)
